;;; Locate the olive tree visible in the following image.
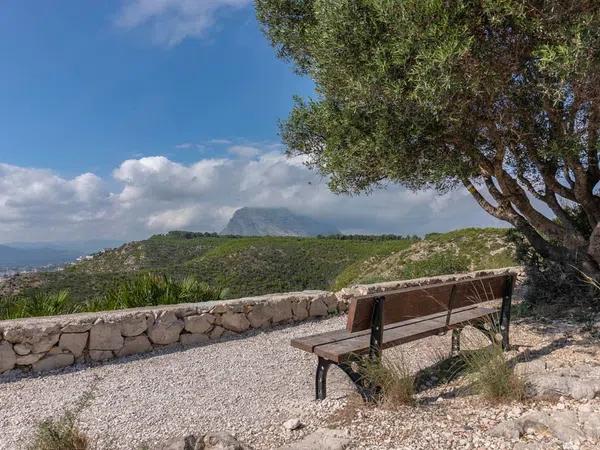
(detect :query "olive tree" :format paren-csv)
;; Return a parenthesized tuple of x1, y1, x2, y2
(256, 0, 600, 277)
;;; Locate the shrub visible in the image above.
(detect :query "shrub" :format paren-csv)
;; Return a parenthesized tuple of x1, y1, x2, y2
(0, 290, 79, 321)
(461, 342, 525, 403)
(401, 252, 470, 280)
(357, 352, 415, 407)
(507, 228, 600, 317)
(27, 411, 90, 450)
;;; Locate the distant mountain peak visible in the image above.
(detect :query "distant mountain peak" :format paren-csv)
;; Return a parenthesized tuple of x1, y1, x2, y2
(221, 207, 340, 237)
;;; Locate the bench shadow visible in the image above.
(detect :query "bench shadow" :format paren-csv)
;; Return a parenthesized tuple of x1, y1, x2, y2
(0, 316, 341, 385)
(414, 332, 591, 404)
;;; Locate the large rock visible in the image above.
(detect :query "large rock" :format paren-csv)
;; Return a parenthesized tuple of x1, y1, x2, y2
(210, 326, 225, 340)
(61, 322, 93, 333)
(0, 341, 16, 373)
(89, 350, 114, 361)
(221, 313, 250, 333)
(492, 410, 586, 444)
(3, 323, 60, 344)
(158, 435, 198, 450)
(270, 299, 293, 323)
(322, 295, 338, 313)
(116, 335, 152, 357)
(31, 334, 60, 353)
(278, 428, 351, 450)
(527, 371, 600, 400)
(180, 333, 210, 347)
(90, 322, 124, 351)
(59, 333, 88, 357)
(309, 299, 328, 317)
(184, 314, 215, 334)
(291, 300, 308, 321)
(247, 305, 272, 328)
(201, 432, 253, 450)
(15, 353, 44, 365)
(121, 316, 148, 337)
(148, 312, 184, 345)
(32, 353, 74, 372)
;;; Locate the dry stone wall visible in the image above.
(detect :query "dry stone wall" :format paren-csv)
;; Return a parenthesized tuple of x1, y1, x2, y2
(0, 268, 520, 375)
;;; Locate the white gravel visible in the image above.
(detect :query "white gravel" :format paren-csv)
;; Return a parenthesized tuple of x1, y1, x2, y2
(0, 316, 354, 450)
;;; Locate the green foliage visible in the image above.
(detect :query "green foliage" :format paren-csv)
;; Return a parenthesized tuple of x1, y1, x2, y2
(401, 252, 470, 279)
(0, 229, 516, 320)
(27, 411, 90, 450)
(0, 274, 223, 320)
(357, 352, 415, 407)
(461, 342, 526, 403)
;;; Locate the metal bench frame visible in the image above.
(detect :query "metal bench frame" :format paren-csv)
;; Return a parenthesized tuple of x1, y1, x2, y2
(315, 276, 514, 401)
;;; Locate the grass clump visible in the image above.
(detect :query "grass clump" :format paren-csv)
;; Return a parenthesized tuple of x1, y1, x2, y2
(27, 411, 90, 450)
(358, 352, 416, 407)
(461, 342, 525, 402)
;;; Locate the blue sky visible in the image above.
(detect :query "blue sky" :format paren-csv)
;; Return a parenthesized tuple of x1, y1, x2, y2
(0, 0, 502, 242)
(0, 0, 312, 177)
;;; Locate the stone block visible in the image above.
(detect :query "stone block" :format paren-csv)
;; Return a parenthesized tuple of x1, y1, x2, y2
(31, 334, 60, 353)
(184, 314, 215, 334)
(180, 333, 210, 347)
(90, 322, 124, 350)
(89, 350, 114, 361)
(32, 354, 74, 372)
(59, 332, 88, 357)
(292, 299, 309, 321)
(221, 312, 250, 333)
(120, 316, 148, 337)
(309, 299, 328, 317)
(116, 335, 152, 357)
(0, 341, 16, 373)
(147, 312, 184, 345)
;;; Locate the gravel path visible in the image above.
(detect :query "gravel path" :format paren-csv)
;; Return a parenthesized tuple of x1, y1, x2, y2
(0, 316, 355, 450)
(2, 313, 598, 449)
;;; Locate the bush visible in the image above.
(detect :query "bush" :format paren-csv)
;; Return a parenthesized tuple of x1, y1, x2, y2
(0, 274, 225, 320)
(401, 252, 470, 280)
(507, 229, 600, 316)
(27, 411, 90, 450)
(357, 352, 415, 407)
(461, 340, 525, 403)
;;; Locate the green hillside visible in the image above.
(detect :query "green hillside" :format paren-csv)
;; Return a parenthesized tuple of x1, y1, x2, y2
(1, 228, 515, 304)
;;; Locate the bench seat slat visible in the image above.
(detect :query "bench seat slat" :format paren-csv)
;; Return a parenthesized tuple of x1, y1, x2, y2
(290, 304, 489, 353)
(313, 306, 497, 363)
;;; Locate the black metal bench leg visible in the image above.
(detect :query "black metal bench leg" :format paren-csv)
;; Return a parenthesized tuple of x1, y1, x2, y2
(338, 361, 380, 402)
(316, 357, 331, 400)
(451, 327, 462, 356)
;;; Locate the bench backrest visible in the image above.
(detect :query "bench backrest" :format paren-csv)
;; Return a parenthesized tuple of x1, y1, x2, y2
(346, 273, 514, 332)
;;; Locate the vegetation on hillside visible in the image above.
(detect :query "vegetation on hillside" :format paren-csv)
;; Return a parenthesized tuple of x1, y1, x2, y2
(0, 228, 515, 320)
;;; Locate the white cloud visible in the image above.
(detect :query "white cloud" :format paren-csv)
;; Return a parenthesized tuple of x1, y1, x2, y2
(115, 0, 252, 47)
(0, 151, 505, 243)
(228, 145, 261, 158)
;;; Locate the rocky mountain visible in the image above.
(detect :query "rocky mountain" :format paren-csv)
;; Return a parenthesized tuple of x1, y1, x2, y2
(221, 207, 340, 237)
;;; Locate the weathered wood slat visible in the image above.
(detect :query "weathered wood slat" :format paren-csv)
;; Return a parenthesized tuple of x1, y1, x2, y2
(291, 304, 494, 353)
(315, 306, 497, 363)
(346, 274, 509, 332)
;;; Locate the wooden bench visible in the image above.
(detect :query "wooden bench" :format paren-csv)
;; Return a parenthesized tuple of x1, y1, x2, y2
(291, 273, 516, 401)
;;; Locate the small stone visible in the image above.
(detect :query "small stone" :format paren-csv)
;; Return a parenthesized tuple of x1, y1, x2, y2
(278, 428, 350, 450)
(13, 343, 31, 356)
(283, 418, 303, 431)
(201, 431, 253, 450)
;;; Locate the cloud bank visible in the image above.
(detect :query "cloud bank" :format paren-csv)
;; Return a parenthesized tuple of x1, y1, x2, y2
(0, 146, 505, 243)
(115, 0, 252, 47)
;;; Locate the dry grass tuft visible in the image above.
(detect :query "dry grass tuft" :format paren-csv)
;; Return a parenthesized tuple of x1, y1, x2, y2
(26, 411, 90, 450)
(358, 351, 416, 408)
